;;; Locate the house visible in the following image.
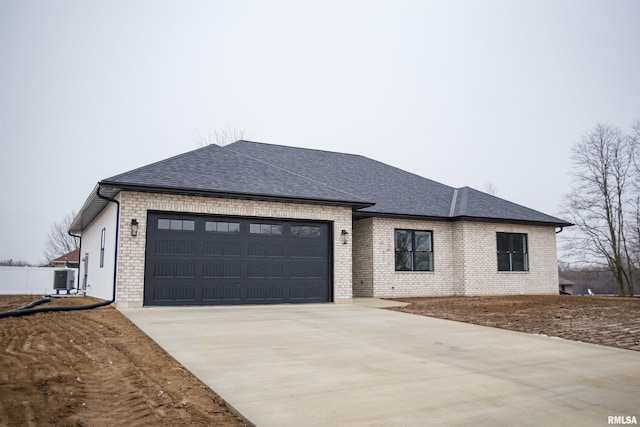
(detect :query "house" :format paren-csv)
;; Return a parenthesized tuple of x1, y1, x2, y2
(49, 248, 80, 269)
(70, 140, 571, 308)
(558, 277, 575, 295)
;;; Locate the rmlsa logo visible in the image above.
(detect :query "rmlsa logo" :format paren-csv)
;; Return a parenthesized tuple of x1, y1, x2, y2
(608, 416, 637, 425)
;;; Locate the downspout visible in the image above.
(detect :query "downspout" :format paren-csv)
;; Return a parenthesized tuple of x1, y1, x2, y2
(0, 186, 119, 318)
(555, 227, 564, 234)
(68, 230, 82, 295)
(95, 185, 120, 305)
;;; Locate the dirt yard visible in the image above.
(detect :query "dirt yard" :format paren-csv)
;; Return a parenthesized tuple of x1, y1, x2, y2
(0, 295, 245, 427)
(2, 295, 639, 426)
(391, 295, 640, 351)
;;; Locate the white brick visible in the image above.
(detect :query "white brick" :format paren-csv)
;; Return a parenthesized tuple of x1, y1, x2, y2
(115, 191, 353, 307)
(352, 217, 558, 297)
(101, 191, 559, 307)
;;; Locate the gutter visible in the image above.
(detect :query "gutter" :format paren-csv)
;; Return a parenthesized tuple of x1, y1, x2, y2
(353, 211, 572, 228)
(99, 181, 375, 210)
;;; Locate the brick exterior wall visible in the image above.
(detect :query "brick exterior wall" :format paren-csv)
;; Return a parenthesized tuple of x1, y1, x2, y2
(109, 191, 559, 307)
(352, 218, 374, 297)
(351, 217, 559, 298)
(457, 221, 559, 295)
(115, 191, 353, 308)
(367, 217, 457, 297)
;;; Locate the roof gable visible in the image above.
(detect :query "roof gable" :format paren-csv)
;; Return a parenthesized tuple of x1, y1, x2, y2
(51, 248, 79, 263)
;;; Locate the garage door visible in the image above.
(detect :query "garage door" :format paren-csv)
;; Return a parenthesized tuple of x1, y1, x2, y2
(143, 212, 332, 306)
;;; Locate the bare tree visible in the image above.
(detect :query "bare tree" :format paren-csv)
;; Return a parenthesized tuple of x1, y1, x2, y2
(198, 127, 250, 147)
(43, 211, 79, 264)
(483, 182, 499, 196)
(563, 123, 636, 296)
(630, 120, 640, 269)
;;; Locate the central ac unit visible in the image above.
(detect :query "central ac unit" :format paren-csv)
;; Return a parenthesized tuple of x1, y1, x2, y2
(53, 269, 75, 294)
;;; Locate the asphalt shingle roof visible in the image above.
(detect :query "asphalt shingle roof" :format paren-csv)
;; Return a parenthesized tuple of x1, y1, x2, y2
(102, 143, 371, 206)
(74, 140, 570, 229)
(226, 141, 571, 226)
(449, 186, 569, 225)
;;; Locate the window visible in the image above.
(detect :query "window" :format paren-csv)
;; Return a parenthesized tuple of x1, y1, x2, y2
(206, 221, 240, 233)
(158, 219, 195, 231)
(497, 232, 528, 272)
(100, 228, 106, 268)
(249, 223, 282, 235)
(395, 229, 433, 271)
(291, 225, 321, 237)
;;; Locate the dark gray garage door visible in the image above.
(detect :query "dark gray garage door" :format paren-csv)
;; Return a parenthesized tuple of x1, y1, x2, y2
(144, 212, 332, 306)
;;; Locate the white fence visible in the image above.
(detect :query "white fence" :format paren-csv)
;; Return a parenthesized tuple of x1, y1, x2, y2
(0, 266, 77, 295)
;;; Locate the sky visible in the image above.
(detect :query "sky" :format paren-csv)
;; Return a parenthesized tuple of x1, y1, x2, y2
(1, 0, 639, 264)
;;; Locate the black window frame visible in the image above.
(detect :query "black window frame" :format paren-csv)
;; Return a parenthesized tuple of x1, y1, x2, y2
(496, 232, 529, 272)
(249, 223, 283, 235)
(100, 228, 106, 268)
(205, 221, 240, 233)
(394, 229, 434, 272)
(157, 218, 195, 231)
(291, 225, 322, 237)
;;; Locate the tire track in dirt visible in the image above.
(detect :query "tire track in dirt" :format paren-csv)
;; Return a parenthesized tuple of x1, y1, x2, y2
(51, 313, 169, 426)
(0, 297, 244, 427)
(1, 311, 164, 425)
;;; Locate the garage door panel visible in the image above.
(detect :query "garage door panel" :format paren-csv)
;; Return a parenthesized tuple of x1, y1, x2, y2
(174, 285, 197, 301)
(144, 213, 331, 306)
(152, 283, 199, 302)
(152, 262, 197, 278)
(202, 283, 241, 302)
(248, 242, 285, 257)
(202, 263, 241, 278)
(247, 262, 285, 278)
(289, 243, 323, 258)
(247, 283, 285, 301)
(290, 262, 324, 279)
(203, 241, 242, 256)
(289, 282, 325, 300)
(152, 285, 174, 302)
(153, 239, 197, 255)
(153, 263, 174, 278)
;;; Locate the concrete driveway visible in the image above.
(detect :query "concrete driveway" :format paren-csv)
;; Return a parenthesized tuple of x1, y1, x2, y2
(121, 299, 640, 427)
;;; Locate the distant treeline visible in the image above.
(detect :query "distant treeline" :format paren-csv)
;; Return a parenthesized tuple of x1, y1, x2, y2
(560, 267, 640, 296)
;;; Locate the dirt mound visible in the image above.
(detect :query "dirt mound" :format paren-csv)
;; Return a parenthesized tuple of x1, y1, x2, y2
(391, 295, 640, 351)
(3, 294, 638, 426)
(0, 296, 244, 426)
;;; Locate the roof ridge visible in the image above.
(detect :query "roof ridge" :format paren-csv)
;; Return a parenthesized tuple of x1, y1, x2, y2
(455, 187, 470, 216)
(221, 143, 370, 203)
(230, 140, 455, 193)
(230, 139, 366, 159)
(449, 189, 458, 217)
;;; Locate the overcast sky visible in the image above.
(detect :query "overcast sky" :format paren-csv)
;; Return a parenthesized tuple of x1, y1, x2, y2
(1, 0, 639, 264)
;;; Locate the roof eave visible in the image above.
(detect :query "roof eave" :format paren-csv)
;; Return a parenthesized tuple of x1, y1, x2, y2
(101, 181, 375, 209)
(71, 182, 375, 233)
(69, 184, 121, 234)
(353, 211, 573, 227)
(452, 215, 573, 228)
